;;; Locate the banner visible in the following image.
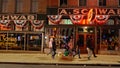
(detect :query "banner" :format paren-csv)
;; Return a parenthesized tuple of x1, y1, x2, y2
(14, 20, 27, 27)
(94, 15, 110, 24)
(69, 15, 84, 24)
(31, 20, 44, 29)
(48, 15, 62, 24)
(0, 20, 10, 26)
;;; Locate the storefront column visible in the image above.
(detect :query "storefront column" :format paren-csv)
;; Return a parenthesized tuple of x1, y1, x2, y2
(24, 33, 26, 51)
(99, 27, 102, 51)
(41, 32, 44, 52)
(119, 29, 120, 43)
(74, 26, 77, 48)
(6, 32, 8, 50)
(95, 27, 97, 53)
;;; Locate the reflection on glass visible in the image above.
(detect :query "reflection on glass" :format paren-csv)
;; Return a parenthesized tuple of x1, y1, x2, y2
(27, 34, 42, 51)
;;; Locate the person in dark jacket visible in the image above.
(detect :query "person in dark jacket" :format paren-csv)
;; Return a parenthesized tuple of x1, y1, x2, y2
(86, 35, 97, 60)
(51, 38, 56, 59)
(76, 36, 83, 59)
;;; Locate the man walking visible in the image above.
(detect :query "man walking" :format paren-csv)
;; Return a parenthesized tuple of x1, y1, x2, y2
(86, 35, 97, 60)
(76, 35, 83, 59)
(51, 38, 56, 59)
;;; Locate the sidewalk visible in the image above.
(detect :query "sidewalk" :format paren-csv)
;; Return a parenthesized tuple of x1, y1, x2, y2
(0, 53, 120, 66)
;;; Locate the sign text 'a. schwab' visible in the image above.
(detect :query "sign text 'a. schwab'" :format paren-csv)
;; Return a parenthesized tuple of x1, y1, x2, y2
(58, 8, 120, 15)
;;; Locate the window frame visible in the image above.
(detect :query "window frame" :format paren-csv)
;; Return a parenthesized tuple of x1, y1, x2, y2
(31, 0, 38, 13)
(98, 0, 106, 7)
(1, 0, 8, 13)
(79, 0, 87, 6)
(0, 0, 2, 13)
(59, 0, 67, 7)
(15, 0, 23, 13)
(118, 0, 120, 7)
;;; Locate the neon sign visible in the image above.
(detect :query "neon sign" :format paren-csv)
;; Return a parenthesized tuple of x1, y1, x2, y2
(58, 8, 112, 25)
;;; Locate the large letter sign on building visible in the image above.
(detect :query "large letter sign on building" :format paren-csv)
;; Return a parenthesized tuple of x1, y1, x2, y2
(57, 8, 119, 25)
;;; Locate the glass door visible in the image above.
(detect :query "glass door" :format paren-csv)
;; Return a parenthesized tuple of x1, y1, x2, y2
(76, 26, 95, 53)
(76, 34, 95, 53)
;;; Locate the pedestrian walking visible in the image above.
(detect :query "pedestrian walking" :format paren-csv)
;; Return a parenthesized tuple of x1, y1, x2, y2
(86, 35, 97, 60)
(51, 38, 57, 59)
(68, 38, 74, 56)
(64, 43, 69, 56)
(75, 35, 83, 59)
(47, 37, 53, 55)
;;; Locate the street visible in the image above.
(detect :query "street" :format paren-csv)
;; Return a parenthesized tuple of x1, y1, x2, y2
(0, 64, 120, 68)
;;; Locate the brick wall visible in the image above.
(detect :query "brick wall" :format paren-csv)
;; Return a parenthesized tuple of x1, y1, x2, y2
(47, 0, 58, 7)
(6, 0, 15, 13)
(22, 0, 30, 13)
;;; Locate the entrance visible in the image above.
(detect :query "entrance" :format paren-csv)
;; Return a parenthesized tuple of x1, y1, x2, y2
(76, 27, 95, 53)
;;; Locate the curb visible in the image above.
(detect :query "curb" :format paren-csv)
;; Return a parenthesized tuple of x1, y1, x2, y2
(0, 62, 120, 66)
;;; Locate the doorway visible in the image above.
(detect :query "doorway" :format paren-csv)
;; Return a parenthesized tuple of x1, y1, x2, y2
(76, 26, 95, 53)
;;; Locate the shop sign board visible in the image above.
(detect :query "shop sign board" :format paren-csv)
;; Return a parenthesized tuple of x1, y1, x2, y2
(0, 14, 37, 20)
(58, 8, 120, 15)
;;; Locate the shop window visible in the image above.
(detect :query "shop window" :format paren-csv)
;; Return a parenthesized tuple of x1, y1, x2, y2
(2, 0, 8, 13)
(45, 27, 74, 49)
(0, 33, 23, 50)
(16, 0, 23, 13)
(27, 34, 42, 51)
(60, 0, 67, 7)
(106, 19, 114, 25)
(119, 0, 120, 7)
(0, 33, 42, 51)
(60, 19, 73, 24)
(7, 33, 17, 50)
(16, 34, 24, 48)
(79, 0, 86, 6)
(31, 0, 38, 13)
(101, 29, 119, 51)
(99, 0, 106, 6)
(0, 33, 7, 49)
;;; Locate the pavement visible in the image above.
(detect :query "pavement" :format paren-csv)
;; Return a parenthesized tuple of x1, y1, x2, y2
(0, 52, 120, 66)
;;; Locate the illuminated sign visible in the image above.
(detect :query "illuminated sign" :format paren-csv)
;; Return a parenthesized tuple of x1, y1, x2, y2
(58, 8, 120, 15)
(0, 14, 37, 20)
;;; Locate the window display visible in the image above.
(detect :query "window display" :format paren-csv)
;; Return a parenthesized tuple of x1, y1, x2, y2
(45, 27, 74, 49)
(101, 29, 119, 51)
(0, 33, 42, 51)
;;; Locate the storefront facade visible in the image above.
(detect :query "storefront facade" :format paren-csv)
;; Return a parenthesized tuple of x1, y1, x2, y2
(45, 8, 120, 54)
(0, 14, 45, 51)
(0, 0, 120, 54)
